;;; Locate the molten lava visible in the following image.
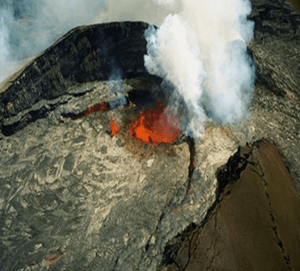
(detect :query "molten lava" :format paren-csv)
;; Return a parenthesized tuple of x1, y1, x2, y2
(83, 101, 181, 146)
(70, 102, 109, 120)
(128, 101, 181, 146)
(110, 117, 119, 136)
(84, 102, 108, 116)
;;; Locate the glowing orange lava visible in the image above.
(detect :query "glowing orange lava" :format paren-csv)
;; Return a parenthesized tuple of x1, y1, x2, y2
(127, 101, 181, 146)
(110, 117, 119, 136)
(84, 102, 108, 116)
(81, 100, 180, 146)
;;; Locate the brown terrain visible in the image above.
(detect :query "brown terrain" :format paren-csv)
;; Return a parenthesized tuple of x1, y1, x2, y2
(290, 0, 300, 11)
(160, 139, 300, 271)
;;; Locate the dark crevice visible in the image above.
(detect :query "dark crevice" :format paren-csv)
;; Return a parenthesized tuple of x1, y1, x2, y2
(0, 90, 97, 136)
(112, 256, 120, 271)
(139, 208, 171, 268)
(66, 86, 96, 97)
(152, 136, 196, 270)
(145, 240, 150, 252)
(185, 136, 195, 194)
(215, 145, 255, 202)
(160, 223, 197, 270)
(127, 88, 166, 112)
(1, 101, 68, 136)
(182, 225, 199, 271)
(189, 224, 202, 268)
(169, 135, 195, 224)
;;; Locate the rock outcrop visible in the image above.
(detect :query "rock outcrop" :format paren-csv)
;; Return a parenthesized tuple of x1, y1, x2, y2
(246, 0, 300, 193)
(0, 21, 162, 136)
(159, 139, 300, 271)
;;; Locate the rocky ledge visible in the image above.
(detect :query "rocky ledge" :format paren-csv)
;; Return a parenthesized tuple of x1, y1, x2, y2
(0, 21, 162, 136)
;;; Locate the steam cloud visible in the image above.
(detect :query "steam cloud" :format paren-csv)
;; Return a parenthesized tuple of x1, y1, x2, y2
(108, 69, 128, 109)
(1, 0, 255, 138)
(0, 0, 106, 82)
(94, 0, 255, 137)
(143, 0, 255, 137)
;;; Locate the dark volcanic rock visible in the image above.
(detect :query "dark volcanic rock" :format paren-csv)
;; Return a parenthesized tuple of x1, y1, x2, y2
(0, 21, 161, 135)
(160, 139, 300, 271)
(290, 0, 300, 12)
(246, 0, 300, 194)
(248, 0, 300, 99)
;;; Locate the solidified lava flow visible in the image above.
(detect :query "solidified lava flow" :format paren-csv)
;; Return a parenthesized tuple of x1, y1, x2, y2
(127, 101, 181, 146)
(187, 137, 195, 193)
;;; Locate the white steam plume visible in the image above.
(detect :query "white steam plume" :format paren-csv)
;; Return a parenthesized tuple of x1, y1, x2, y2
(0, 0, 106, 83)
(108, 69, 127, 109)
(144, 15, 207, 136)
(0, 8, 17, 82)
(0, 10, 11, 63)
(1, 0, 255, 139)
(144, 0, 255, 137)
(93, 0, 181, 26)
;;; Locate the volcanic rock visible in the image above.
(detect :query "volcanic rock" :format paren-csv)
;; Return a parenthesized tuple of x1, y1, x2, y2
(246, 0, 300, 193)
(290, 0, 300, 11)
(159, 139, 300, 271)
(0, 21, 164, 136)
(0, 104, 192, 270)
(0, 0, 299, 270)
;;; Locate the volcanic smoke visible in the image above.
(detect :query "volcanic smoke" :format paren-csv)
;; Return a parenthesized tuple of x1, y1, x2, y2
(144, 0, 255, 138)
(96, 0, 255, 144)
(0, 0, 105, 82)
(1, 0, 255, 143)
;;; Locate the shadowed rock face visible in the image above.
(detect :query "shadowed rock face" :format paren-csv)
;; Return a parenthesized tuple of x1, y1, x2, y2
(248, 0, 300, 99)
(245, 0, 300, 193)
(0, 21, 162, 135)
(159, 139, 300, 271)
(0, 0, 300, 270)
(289, 0, 300, 12)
